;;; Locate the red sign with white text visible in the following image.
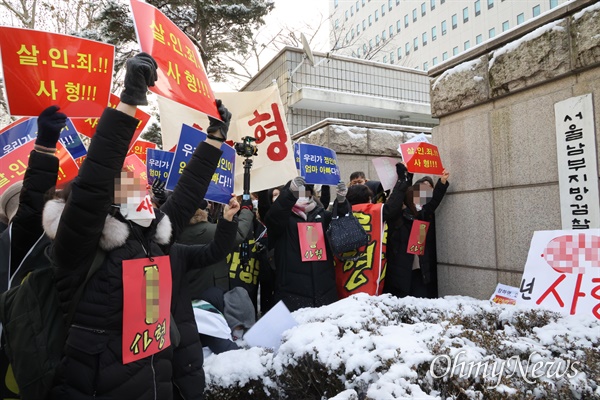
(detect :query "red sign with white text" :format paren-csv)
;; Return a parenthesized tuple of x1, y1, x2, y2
(0, 27, 114, 117)
(129, 0, 219, 119)
(127, 140, 156, 165)
(0, 141, 79, 195)
(122, 255, 172, 364)
(399, 142, 444, 175)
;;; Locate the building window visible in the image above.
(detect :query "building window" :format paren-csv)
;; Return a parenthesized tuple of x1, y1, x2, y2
(397, 0, 400, 4)
(476, 34, 483, 44)
(405, 42, 411, 54)
(356, 1, 360, 10)
(487, 0, 494, 9)
(422, 32, 428, 46)
(334, 19, 339, 29)
(345, 10, 349, 21)
(441, 0, 445, 3)
(432, 26, 437, 41)
(453, 46, 458, 55)
(475, 0, 481, 16)
(351, 5, 354, 16)
(363, 19, 366, 29)
(383, 55, 388, 63)
(431, 0, 436, 10)
(381, 4, 385, 16)
(389, 25, 394, 37)
(463, 7, 469, 23)
(390, 51, 394, 63)
(532, 5, 541, 17)
(464, 40, 470, 50)
(382, 30, 387, 40)
(414, 37, 419, 50)
(397, 20, 402, 32)
(375, 10, 379, 21)
(389, 0, 393, 11)
(423, 61, 429, 71)
(441, 20, 447, 35)
(442, 51, 448, 60)
(369, 39, 373, 49)
(433, 56, 438, 65)
(334, 0, 339, 8)
(369, 15, 373, 26)
(549, 0, 558, 8)
(351, 28, 355, 39)
(502, 20, 509, 31)
(452, 14, 458, 29)
(405, 14, 409, 27)
(517, 13, 524, 24)
(363, 0, 366, 5)
(489, 27, 496, 38)
(376, 34, 380, 45)
(356, 24, 360, 34)
(421, 2, 426, 16)
(397, 47, 402, 59)
(363, 44, 368, 53)
(413, 8, 417, 22)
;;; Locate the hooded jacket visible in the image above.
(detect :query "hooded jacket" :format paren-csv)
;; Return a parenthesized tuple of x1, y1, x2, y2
(46, 107, 236, 400)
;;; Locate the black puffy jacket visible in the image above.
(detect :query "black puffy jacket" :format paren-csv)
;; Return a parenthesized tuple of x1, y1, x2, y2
(45, 107, 236, 400)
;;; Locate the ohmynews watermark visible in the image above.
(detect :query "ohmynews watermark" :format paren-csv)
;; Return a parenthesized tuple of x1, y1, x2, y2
(430, 351, 580, 388)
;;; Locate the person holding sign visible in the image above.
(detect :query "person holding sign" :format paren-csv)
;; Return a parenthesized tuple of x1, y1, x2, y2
(0, 105, 66, 399)
(43, 53, 238, 400)
(384, 163, 450, 299)
(264, 176, 348, 312)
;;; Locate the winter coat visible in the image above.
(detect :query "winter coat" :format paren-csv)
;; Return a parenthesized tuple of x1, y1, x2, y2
(264, 188, 348, 312)
(178, 208, 255, 298)
(384, 179, 448, 298)
(0, 150, 58, 292)
(45, 107, 236, 400)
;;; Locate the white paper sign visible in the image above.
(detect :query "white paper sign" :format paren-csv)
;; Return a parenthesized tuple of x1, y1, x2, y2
(516, 229, 600, 318)
(490, 283, 519, 305)
(554, 94, 600, 229)
(372, 157, 401, 191)
(243, 301, 298, 351)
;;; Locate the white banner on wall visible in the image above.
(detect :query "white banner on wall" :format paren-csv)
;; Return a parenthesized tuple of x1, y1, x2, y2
(554, 93, 600, 230)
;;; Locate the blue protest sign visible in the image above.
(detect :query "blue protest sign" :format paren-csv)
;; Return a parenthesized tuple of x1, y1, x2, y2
(298, 143, 340, 185)
(147, 148, 175, 184)
(0, 117, 86, 160)
(166, 124, 235, 204)
(294, 142, 300, 170)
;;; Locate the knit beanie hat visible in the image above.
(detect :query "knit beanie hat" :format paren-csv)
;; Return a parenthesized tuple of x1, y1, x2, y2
(0, 181, 23, 224)
(223, 287, 256, 331)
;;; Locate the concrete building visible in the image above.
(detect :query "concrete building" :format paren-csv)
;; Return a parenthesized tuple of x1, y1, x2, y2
(428, 0, 600, 299)
(330, 0, 571, 71)
(241, 48, 437, 179)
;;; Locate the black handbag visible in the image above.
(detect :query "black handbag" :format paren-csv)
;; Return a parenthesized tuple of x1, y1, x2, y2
(326, 200, 369, 261)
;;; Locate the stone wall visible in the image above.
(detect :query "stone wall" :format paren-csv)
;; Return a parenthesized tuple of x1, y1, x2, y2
(429, 1, 600, 299)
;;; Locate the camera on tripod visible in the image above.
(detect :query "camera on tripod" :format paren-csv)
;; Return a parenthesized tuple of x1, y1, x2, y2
(234, 136, 258, 158)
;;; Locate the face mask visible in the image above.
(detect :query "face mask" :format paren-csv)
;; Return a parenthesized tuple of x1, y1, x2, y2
(119, 194, 156, 227)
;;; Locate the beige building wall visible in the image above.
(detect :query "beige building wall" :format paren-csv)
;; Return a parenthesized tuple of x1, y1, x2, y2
(429, 0, 600, 298)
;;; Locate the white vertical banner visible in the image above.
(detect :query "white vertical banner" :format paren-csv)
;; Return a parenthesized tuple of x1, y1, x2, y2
(157, 85, 298, 194)
(554, 94, 600, 230)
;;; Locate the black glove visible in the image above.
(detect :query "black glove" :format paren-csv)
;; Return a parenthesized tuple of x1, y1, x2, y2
(36, 105, 67, 150)
(206, 99, 232, 140)
(151, 179, 168, 206)
(241, 197, 253, 211)
(120, 52, 158, 106)
(396, 162, 408, 182)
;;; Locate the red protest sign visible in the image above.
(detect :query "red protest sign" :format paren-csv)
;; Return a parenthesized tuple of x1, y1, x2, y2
(0, 141, 78, 195)
(297, 222, 327, 262)
(127, 140, 156, 165)
(0, 27, 114, 118)
(129, 0, 219, 120)
(71, 94, 151, 145)
(407, 220, 430, 255)
(399, 142, 444, 175)
(123, 154, 149, 186)
(122, 255, 172, 364)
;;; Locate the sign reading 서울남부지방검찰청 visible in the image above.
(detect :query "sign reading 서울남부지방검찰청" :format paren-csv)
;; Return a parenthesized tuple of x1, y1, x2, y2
(0, 27, 114, 118)
(129, 0, 220, 120)
(517, 229, 600, 318)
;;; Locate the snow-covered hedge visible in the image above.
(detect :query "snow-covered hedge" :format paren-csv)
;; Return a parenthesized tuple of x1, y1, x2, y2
(204, 294, 599, 399)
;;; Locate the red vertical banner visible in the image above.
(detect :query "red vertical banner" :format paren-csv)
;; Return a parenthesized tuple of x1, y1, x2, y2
(122, 256, 172, 364)
(407, 220, 430, 255)
(0, 27, 114, 117)
(129, 0, 219, 119)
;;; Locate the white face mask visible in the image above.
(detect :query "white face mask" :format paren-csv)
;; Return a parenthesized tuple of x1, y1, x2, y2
(119, 194, 156, 227)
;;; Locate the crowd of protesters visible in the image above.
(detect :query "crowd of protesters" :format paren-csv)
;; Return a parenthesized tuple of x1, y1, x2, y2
(0, 52, 449, 400)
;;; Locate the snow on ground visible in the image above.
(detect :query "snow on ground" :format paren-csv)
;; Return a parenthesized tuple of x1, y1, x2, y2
(204, 293, 600, 399)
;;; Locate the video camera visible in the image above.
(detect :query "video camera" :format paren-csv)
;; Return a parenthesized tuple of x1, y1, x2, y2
(234, 136, 258, 158)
